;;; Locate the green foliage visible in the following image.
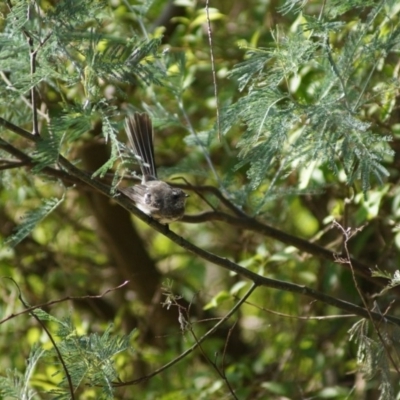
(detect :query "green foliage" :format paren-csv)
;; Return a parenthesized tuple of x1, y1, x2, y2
(349, 319, 398, 400)
(0, 345, 44, 399)
(224, 0, 399, 201)
(48, 318, 133, 399)
(5, 196, 64, 247)
(32, 132, 63, 173)
(0, 309, 134, 400)
(1, 0, 400, 399)
(49, 105, 93, 143)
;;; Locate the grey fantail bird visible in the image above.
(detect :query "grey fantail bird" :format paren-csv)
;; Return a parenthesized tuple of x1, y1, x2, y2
(122, 113, 188, 224)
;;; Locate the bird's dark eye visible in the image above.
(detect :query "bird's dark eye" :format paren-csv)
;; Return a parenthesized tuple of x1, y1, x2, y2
(144, 193, 152, 204)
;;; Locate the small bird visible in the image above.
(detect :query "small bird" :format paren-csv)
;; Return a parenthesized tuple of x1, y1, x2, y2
(122, 113, 188, 224)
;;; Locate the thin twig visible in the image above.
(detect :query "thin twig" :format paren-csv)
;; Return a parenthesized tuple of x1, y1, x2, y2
(0, 280, 129, 325)
(24, 30, 40, 136)
(23, 17, 52, 136)
(237, 297, 356, 320)
(190, 322, 239, 399)
(178, 101, 222, 187)
(178, 177, 219, 212)
(205, 0, 221, 142)
(113, 282, 258, 386)
(221, 321, 238, 392)
(176, 180, 247, 217)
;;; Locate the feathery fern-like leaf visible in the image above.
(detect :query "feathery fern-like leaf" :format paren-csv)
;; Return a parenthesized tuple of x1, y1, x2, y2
(5, 197, 64, 247)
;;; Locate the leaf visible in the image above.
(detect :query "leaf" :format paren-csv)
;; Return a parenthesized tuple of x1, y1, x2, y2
(32, 132, 63, 173)
(203, 290, 230, 310)
(5, 197, 64, 247)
